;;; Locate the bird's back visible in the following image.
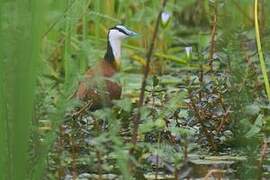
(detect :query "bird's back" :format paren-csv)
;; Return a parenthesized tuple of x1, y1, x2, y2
(75, 60, 121, 110)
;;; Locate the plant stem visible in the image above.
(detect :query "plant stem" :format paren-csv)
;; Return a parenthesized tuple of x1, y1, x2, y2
(208, 2, 217, 71)
(131, 0, 168, 146)
(254, 0, 270, 101)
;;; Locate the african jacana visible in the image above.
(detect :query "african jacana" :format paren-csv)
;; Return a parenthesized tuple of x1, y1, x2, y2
(75, 25, 137, 110)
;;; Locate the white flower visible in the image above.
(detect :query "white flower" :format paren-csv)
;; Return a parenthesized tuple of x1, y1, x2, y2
(161, 11, 171, 27)
(185, 46, 192, 57)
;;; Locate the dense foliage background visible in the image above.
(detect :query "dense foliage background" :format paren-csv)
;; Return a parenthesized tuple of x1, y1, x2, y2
(1, 0, 270, 179)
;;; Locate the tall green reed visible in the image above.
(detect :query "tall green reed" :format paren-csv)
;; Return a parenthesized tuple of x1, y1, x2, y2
(0, 5, 9, 177)
(0, 0, 46, 179)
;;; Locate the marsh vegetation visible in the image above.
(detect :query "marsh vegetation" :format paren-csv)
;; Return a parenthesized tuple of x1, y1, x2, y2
(1, 0, 270, 179)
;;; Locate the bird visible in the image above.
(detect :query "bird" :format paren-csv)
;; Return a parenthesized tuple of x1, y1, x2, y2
(74, 25, 137, 111)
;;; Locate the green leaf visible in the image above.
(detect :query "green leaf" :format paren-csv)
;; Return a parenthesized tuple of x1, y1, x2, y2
(139, 120, 155, 134)
(152, 75, 159, 87)
(154, 118, 166, 129)
(245, 104, 260, 115)
(114, 98, 133, 112)
(245, 114, 264, 138)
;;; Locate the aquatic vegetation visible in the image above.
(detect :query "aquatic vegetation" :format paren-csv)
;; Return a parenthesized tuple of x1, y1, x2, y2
(1, 0, 270, 179)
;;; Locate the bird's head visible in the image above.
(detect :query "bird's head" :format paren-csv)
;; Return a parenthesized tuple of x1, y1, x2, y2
(105, 25, 137, 70)
(108, 25, 138, 40)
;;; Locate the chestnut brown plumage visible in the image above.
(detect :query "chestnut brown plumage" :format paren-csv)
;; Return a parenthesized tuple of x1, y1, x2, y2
(75, 60, 120, 110)
(75, 25, 137, 110)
